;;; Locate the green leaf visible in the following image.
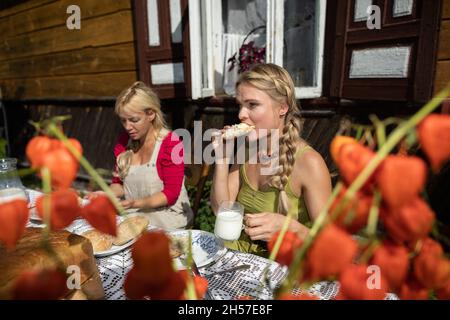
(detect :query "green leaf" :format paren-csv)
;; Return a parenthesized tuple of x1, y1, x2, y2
(0, 138, 6, 158)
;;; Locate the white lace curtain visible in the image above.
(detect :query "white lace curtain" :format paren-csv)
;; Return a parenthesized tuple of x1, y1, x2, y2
(220, 0, 266, 95)
(219, 0, 316, 94)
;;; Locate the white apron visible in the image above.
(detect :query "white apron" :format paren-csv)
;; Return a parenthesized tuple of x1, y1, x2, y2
(123, 135, 193, 230)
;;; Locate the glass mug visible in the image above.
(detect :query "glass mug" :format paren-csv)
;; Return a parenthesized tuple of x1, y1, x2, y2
(214, 201, 244, 241)
(0, 187, 28, 204)
(0, 158, 28, 204)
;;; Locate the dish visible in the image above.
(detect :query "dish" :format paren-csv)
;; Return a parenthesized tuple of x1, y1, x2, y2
(28, 197, 90, 222)
(72, 213, 148, 258)
(167, 230, 227, 268)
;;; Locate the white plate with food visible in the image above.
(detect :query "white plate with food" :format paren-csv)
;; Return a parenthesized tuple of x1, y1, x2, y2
(167, 230, 227, 268)
(72, 214, 150, 258)
(27, 190, 90, 222)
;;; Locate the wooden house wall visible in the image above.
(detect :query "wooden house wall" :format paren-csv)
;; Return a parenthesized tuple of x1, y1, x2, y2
(6, 103, 122, 177)
(0, 0, 137, 99)
(435, 0, 450, 94)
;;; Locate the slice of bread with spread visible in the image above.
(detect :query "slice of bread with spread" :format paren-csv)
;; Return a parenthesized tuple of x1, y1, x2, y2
(222, 123, 255, 140)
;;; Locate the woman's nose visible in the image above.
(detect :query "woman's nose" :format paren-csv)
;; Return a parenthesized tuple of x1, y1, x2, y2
(238, 108, 248, 122)
(124, 122, 133, 131)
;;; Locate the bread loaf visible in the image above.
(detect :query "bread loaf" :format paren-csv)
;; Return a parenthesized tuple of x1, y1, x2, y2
(82, 230, 114, 253)
(113, 215, 149, 246)
(0, 228, 104, 300)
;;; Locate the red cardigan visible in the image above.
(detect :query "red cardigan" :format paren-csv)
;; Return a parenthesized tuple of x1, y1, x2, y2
(112, 131, 185, 206)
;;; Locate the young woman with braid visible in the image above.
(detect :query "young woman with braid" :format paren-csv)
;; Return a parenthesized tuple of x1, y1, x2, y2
(211, 64, 332, 256)
(87, 81, 193, 229)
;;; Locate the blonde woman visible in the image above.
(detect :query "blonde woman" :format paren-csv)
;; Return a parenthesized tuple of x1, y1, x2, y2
(211, 64, 332, 255)
(93, 81, 193, 230)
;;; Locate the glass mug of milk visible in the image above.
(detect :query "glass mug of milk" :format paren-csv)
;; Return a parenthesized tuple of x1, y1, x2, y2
(0, 187, 28, 204)
(214, 201, 244, 241)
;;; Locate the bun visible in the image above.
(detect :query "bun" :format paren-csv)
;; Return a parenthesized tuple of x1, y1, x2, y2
(113, 215, 149, 246)
(82, 230, 114, 253)
(222, 123, 255, 140)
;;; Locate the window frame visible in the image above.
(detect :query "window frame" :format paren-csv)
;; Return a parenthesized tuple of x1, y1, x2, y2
(189, 0, 328, 100)
(328, 0, 442, 103)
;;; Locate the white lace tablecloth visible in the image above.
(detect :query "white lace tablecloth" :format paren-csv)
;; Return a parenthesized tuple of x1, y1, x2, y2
(25, 189, 398, 301)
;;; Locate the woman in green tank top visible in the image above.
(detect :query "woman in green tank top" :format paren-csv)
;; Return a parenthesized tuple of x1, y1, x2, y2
(211, 64, 332, 257)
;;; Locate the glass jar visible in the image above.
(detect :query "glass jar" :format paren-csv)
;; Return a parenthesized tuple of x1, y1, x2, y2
(0, 158, 28, 203)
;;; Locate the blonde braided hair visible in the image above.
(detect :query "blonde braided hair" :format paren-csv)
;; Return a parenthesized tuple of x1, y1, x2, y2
(114, 81, 169, 180)
(237, 64, 302, 215)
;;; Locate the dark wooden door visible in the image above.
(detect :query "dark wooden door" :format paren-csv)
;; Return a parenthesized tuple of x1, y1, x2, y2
(133, 0, 191, 99)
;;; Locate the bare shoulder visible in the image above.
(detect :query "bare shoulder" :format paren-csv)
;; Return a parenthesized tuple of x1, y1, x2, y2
(294, 145, 330, 182)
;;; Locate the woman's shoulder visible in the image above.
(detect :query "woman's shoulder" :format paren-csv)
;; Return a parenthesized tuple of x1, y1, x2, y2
(160, 130, 182, 147)
(159, 130, 184, 163)
(293, 143, 329, 181)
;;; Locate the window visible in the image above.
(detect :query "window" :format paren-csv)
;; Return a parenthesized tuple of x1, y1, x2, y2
(133, 0, 192, 99)
(190, 0, 327, 99)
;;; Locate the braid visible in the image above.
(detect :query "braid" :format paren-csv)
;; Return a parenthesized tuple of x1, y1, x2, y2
(237, 64, 302, 215)
(269, 114, 301, 215)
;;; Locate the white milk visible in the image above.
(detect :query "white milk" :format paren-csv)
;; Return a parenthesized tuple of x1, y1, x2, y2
(214, 210, 243, 241)
(0, 188, 28, 204)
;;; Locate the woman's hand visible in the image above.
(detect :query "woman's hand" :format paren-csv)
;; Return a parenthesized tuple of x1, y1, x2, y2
(84, 191, 106, 201)
(120, 199, 136, 210)
(244, 213, 287, 242)
(211, 126, 234, 163)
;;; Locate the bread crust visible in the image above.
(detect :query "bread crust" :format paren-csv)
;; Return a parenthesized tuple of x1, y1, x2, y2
(113, 215, 149, 246)
(82, 230, 114, 253)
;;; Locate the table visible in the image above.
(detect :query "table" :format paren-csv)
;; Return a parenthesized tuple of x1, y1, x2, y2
(25, 189, 398, 300)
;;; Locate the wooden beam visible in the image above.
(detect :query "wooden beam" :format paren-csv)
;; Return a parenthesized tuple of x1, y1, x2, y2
(0, 10, 134, 62)
(443, 0, 450, 19)
(438, 20, 450, 60)
(435, 60, 450, 94)
(0, 0, 56, 18)
(0, 71, 137, 99)
(0, 43, 136, 80)
(0, 0, 131, 38)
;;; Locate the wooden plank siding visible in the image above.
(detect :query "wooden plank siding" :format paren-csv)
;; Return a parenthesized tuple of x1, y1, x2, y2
(444, 0, 450, 19)
(0, 43, 136, 80)
(0, 0, 131, 38)
(0, 0, 56, 18)
(435, 0, 450, 94)
(0, 0, 137, 100)
(1, 71, 137, 99)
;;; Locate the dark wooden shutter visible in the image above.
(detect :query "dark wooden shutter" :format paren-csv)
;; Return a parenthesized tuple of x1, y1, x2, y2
(328, 0, 442, 102)
(133, 0, 191, 99)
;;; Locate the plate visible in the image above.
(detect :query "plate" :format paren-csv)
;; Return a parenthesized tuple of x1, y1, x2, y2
(28, 195, 90, 222)
(71, 214, 141, 258)
(167, 230, 227, 268)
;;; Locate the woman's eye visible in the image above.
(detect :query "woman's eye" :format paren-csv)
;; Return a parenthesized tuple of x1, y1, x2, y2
(131, 118, 140, 123)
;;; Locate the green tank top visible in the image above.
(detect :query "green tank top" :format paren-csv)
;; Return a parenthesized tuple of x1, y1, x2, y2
(223, 146, 313, 256)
